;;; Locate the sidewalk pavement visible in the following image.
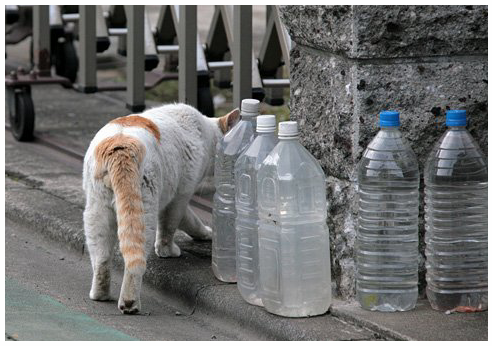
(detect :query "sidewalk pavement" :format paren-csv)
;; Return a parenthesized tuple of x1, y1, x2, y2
(5, 83, 488, 340)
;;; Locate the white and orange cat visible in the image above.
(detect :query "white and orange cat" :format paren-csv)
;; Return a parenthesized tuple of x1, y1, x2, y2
(82, 103, 238, 314)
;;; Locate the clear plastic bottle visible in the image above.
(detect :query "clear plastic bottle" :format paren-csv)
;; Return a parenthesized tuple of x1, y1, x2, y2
(424, 110, 488, 312)
(356, 111, 419, 312)
(235, 115, 278, 306)
(212, 99, 260, 282)
(257, 121, 331, 317)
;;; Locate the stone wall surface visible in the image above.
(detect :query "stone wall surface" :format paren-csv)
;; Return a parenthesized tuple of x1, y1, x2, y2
(280, 5, 488, 299)
(280, 5, 488, 58)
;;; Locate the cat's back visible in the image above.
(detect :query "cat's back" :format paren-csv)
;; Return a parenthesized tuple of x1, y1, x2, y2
(141, 103, 206, 142)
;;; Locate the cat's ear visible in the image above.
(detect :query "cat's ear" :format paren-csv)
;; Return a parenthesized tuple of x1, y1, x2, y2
(218, 108, 240, 134)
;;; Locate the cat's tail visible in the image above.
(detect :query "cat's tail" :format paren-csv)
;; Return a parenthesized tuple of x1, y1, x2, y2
(93, 134, 147, 274)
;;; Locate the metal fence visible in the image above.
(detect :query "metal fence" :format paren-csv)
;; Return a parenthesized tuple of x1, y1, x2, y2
(7, 5, 290, 126)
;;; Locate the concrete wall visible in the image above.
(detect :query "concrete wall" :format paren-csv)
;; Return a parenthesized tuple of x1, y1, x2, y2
(279, 5, 488, 299)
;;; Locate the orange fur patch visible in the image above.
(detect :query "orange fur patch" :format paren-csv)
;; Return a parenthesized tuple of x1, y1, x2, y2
(94, 134, 147, 271)
(110, 115, 161, 142)
(94, 134, 144, 180)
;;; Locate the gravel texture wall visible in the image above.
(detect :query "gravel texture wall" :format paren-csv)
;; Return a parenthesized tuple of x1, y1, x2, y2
(280, 5, 488, 299)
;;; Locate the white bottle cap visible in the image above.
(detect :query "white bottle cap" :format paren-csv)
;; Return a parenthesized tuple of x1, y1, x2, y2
(241, 99, 260, 117)
(256, 115, 277, 133)
(278, 121, 298, 139)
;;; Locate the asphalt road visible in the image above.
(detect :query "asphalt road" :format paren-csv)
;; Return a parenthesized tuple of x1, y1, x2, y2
(5, 218, 261, 341)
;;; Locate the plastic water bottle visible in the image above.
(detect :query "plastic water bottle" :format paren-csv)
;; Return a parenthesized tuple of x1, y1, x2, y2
(356, 111, 419, 312)
(235, 115, 278, 306)
(212, 99, 260, 282)
(257, 121, 331, 317)
(424, 110, 488, 312)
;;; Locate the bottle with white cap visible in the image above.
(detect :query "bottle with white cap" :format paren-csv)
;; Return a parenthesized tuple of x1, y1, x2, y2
(257, 121, 331, 317)
(234, 115, 279, 306)
(212, 99, 260, 282)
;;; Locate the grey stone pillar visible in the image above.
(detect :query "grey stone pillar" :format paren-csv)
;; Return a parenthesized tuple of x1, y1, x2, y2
(280, 5, 488, 299)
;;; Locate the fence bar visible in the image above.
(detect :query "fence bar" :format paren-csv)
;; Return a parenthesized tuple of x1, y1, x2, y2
(143, 9, 159, 71)
(178, 5, 197, 106)
(95, 6, 110, 53)
(125, 5, 145, 112)
(78, 6, 97, 93)
(49, 5, 63, 26)
(233, 6, 252, 108)
(33, 5, 51, 76)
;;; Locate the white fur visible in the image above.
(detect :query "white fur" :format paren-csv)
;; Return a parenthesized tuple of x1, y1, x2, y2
(82, 103, 222, 313)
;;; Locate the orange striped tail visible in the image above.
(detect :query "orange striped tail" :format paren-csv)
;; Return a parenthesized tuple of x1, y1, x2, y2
(94, 134, 147, 274)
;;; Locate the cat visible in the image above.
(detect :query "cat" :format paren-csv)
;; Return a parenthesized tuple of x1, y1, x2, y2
(82, 103, 239, 314)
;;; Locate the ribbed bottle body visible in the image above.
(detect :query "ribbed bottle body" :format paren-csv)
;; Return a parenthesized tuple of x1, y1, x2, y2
(356, 128, 419, 312)
(235, 133, 278, 306)
(424, 128, 488, 311)
(212, 119, 255, 282)
(258, 140, 331, 317)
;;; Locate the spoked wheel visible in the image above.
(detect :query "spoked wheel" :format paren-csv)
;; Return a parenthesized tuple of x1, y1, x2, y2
(8, 86, 35, 142)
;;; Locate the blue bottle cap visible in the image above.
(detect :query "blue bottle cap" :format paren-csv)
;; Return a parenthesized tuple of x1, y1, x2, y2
(446, 110, 467, 126)
(379, 111, 400, 127)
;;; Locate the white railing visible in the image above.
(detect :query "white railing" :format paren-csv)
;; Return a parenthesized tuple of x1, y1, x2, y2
(31, 5, 291, 115)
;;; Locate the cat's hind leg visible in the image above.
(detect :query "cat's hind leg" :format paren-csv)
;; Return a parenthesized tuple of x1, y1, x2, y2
(179, 205, 212, 241)
(84, 195, 117, 301)
(154, 197, 190, 258)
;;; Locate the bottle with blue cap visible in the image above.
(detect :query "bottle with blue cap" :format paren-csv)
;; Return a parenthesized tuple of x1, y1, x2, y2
(257, 121, 331, 317)
(424, 110, 487, 312)
(212, 99, 260, 282)
(356, 111, 419, 312)
(234, 115, 279, 306)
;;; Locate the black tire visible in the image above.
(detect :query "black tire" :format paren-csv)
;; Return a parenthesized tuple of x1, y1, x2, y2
(10, 89, 35, 142)
(55, 38, 78, 84)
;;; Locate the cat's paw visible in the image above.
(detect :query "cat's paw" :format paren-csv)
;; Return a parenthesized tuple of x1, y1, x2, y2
(118, 297, 141, 315)
(89, 289, 111, 301)
(155, 241, 181, 258)
(191, 225, 212, 241)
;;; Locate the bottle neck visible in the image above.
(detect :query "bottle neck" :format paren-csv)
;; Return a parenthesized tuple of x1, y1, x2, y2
(279, 136, 299, 141)
(257, 131, 276, 136)
(241, 115, 257, 122)
(379, 126, 400, 132)
(378, 126, 402, 138)
(448, 125, 467, 131)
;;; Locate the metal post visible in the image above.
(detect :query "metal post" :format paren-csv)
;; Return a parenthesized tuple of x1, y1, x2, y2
(233, 6, 252, 108)
(143, 9, 159, 71)
(95, 6, 110, 53)
(178, 5, 197, 107)
(125, 5, 145, 112)
(207, 6, 232, 89)
(79, 5, 97, 93)
(49, 5, 62, 26)
(33, 5, 51, 76)
(266, 5, 272, 26)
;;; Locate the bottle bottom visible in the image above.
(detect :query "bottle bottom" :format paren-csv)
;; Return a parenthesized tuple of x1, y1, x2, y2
(263, 299, 330, 318)
(238, 290, 263, 307)
(357, 290, 417, 312)
(426, 288, 487, 312)
(212, 263, 237, 283)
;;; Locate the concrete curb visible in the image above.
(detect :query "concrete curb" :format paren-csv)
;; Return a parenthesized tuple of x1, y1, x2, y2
(6, 173, 488, 340)
(5, 177, 379, 341)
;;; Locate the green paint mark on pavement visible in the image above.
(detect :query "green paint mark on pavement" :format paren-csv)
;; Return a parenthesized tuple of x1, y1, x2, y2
(5, 278, 137, 341)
